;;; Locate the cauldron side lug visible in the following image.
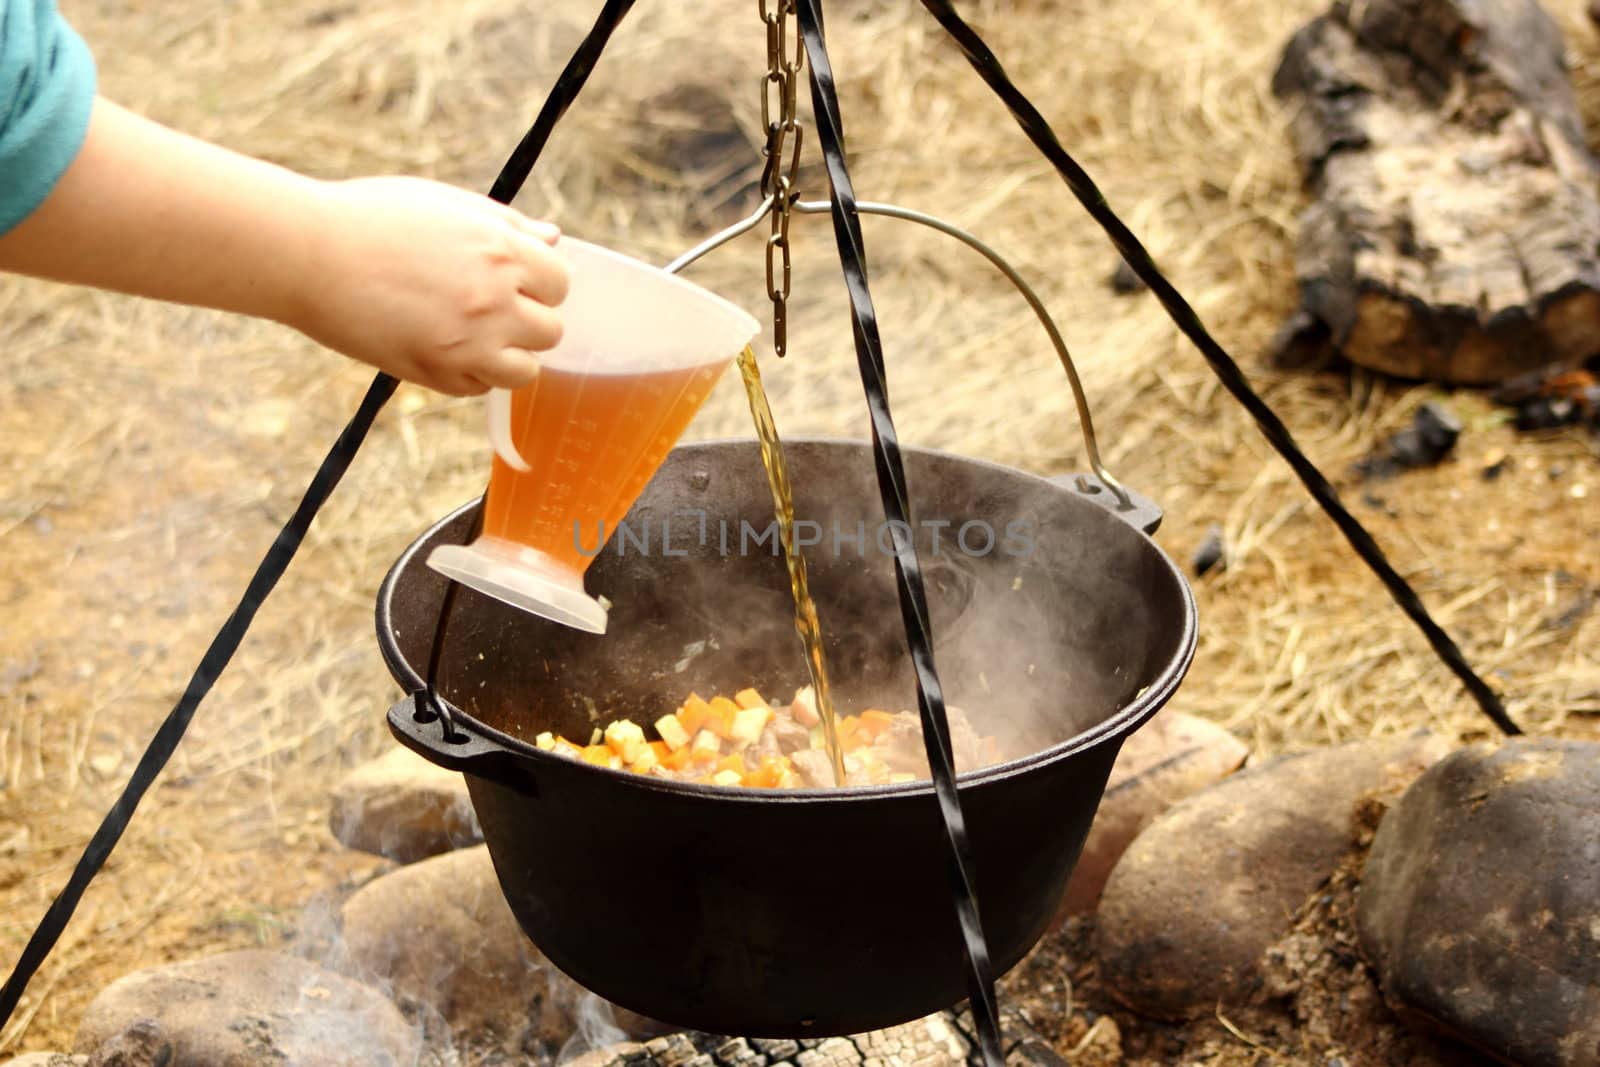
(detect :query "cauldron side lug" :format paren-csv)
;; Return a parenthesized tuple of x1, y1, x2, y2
(1049, 473, 1163, 536)
(386, 694, 539, 797)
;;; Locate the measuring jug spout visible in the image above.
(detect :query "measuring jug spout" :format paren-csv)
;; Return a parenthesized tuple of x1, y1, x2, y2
(430, 237, 760, 634)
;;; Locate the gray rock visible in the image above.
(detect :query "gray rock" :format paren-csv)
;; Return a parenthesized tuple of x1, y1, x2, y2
(85, 1019, 170, 1067)
(74, 950, 417, 1067)
(1358, 738, 1600, 1067)
(338, 845, 665, 1056)
(1096, 732, 1452, 1019)
(329, 746, 480, 863)
(1058, 710, 1248, 916)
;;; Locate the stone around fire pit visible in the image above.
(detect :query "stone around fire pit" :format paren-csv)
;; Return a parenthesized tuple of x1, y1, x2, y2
(337, 844, 665, 1054)
(329, 746, 481, 863)
(84, 1018, 170, 1067)
(1, 1056, 87, 1066)
(1357, 738, 1600, 1067)
(1057, 710, 1248, 916)
(1096, 732, 1452, 1020)
(74, 949, 417, 1067)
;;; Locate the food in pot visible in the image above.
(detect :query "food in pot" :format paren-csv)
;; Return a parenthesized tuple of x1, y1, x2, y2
(534, 686, 1005, 788)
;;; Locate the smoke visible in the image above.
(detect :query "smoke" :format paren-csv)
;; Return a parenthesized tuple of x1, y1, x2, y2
(554, 992, 630, 1065)
(280, 854, 674, 1067)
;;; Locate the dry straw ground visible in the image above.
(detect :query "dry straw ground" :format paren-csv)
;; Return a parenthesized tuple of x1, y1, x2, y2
(2, 0, 1597, 1060)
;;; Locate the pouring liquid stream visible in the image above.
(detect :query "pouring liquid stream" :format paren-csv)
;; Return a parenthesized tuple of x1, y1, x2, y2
(736, 345, 847, 786)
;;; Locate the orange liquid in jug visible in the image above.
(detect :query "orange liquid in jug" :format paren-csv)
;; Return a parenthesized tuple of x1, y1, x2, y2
(481, 358, 730, 575)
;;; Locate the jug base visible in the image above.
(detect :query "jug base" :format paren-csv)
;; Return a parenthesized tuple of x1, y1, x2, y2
(426, 543, 609, 634)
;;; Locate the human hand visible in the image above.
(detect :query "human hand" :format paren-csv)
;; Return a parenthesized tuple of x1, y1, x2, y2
(287, 177, 570, 396)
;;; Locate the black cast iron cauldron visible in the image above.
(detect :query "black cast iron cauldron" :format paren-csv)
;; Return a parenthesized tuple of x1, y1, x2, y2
(377, 438, 1196, 1038)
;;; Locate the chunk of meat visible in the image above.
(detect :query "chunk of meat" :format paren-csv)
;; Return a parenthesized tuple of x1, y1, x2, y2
(875, 707, 987, 776)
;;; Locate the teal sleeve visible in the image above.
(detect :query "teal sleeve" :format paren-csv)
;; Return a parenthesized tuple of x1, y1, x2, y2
(0, 0, 97, 236)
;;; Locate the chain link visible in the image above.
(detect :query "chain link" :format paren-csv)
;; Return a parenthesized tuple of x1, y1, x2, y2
(758, 0, 804, 356)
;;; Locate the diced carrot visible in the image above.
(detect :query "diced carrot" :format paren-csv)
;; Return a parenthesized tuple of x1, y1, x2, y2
(739, 755, 780, 788)
(706, 697, 740, 738)
(662, 746, 693, 771)
(743, 755, 793, 789)
(717, 753, 747, 776)
(582, 745, 619, 768)
(734, 688, 767, 709)
(860, 710, 896, 739)
(647, 740, 670, 761)
(836, 716, 865, 751)
(678, 694, 711, 735)
(630, 746, 660, 774)
(710, 769, 743, 786)
(552, 738, 584, 760)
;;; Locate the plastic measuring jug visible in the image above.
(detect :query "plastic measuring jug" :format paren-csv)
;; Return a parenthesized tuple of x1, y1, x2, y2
(426, 237, 760, 634)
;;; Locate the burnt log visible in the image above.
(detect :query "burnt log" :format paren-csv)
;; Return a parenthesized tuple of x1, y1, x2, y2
(1272, 0, 1600, 384)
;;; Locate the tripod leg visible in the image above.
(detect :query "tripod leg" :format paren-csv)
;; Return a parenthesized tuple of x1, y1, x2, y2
(791, 3, 1007, 1066)
(489, 0, 640, 206)
(917, 0, 1519, 738)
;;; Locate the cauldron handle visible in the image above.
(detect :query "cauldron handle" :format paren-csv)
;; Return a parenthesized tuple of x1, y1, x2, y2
(387, 694, 539, 796)
(1050, 473, 1163, 537)
(665, 196, 1137, 514)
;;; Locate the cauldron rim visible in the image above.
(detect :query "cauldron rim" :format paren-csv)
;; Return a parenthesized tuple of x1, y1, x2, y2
(377, 435, 1198, 801)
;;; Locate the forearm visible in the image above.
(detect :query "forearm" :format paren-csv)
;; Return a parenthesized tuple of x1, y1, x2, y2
(0, 94, 568, 396)
(0, 96, 321, 326)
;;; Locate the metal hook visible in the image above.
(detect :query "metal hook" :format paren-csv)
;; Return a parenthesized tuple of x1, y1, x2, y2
(662, 196, 1133, 511)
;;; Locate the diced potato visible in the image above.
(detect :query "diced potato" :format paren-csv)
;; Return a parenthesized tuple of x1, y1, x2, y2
(729, 705, 773, 745)
(679, 694, 712, 735)
(604, 720, 646, 763)
(791, 686, 819, 726)
(734, 688, 767, 709)
(706, 697, 740, 738)
(535, 731, 556, 751)
(655, 714, 691, 751)
(710, 769, 743, 786)
(552, 739, 584, 760)
(808, 724, 825, 750)
(691, 729, 721, 763)
(888, 772, 917, 784)
(630, 747, 660, 774)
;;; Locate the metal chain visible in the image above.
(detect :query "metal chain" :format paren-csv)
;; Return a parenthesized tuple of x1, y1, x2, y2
(759, 0, 804, 355)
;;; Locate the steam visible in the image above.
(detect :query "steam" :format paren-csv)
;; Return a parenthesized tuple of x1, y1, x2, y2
(555, 992, 630, 1065)
(573, 443, 1176, 773)
(288, 892, 438, 1065)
